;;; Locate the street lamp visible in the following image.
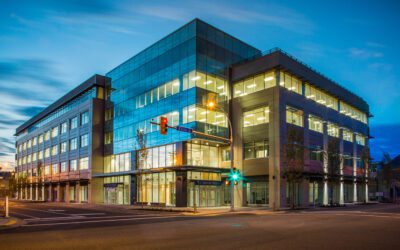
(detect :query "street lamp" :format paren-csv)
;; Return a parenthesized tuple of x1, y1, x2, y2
(206, 100, 235, 212)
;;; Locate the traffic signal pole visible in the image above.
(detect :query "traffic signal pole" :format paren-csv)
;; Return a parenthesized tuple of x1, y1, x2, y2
(151, 114, 235, 212)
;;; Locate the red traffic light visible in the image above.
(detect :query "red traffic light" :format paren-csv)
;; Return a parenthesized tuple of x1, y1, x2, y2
(160, 116, 168, 135)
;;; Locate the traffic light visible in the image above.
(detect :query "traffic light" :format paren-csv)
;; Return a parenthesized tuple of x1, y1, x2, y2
(229, 167, 241, 185)
(160, 116, 168, 135)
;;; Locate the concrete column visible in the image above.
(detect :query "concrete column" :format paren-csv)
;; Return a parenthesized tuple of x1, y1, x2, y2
(352, 133, 358, 203)
(88, 182, 92, 203)
(35, 184, 39, 201)
(24, 186, 28, 200)
(76, 182, 81, 203)
(268, 82, 285, 210)
(175, 171, 187, 207)
(365, 181, 369, 203)
(49, 183, 53, 202)
(303, 179, 310, 207)
(56, 184, 61, 202)
(19, 187, 23, 200)
(231, 99, 244, 208)
(66, 183, 70, 203)
(41, 185, 45, 201)
(339, 128, 344, 205)
(322, 122, 329, 205)
(30, 184, 33, 200)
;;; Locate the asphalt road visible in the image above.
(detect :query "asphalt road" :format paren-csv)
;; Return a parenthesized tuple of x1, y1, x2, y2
(1, 201, 400, 250)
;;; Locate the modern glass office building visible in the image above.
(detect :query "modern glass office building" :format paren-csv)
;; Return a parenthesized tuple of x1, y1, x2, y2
(15, 19, 371, 208)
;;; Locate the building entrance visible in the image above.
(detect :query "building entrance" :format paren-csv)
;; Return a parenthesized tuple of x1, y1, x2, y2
(104, 184, 124, 205)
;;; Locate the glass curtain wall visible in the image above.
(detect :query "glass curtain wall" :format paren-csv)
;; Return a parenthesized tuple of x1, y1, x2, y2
(137, 172, 176, 206)
(104, 175, 130, 205)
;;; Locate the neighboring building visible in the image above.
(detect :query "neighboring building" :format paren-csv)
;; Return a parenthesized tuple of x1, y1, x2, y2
(15, 75, 108, 203)
(15, 19, 371, 208)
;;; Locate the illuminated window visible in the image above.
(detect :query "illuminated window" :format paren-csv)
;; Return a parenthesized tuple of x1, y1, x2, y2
(32, 137, 37, 146)
(70, 159, 77, 171)
(60, 142, 67, 153)
(243, 106, 269, 127)
(343, 129, 353, 142)
(38, 150, 43, 160)
(340, 102, 367, 124)
(104, 152, 131, 173)
(233, 71, 276, 97)
(105, 132, 113, 145)
(80, 134, 88, 148)
(138, 144, 176, 170)
(280, 72, 302, 94)
(356, 134, 365, 146)
(51, 145, 58, 156)
(79, 157, 89, 170)
(183, 105, 227, 127)
(70, 117, 78, 129)
(51, 126, 59, 138)
(44, 148, 50, 158)
(60, 162, 68, 172)
(305, 84, 338, 111)
(244, 141, 269, 159)
(61, 122, 68, 134)
(286, 106, 303, 127)
(38, 134, 43, 144)
(44, 130, 50, 141)
(80, 111, 89, 126)
(136, 78, 181, 109)
(327, 123, 339, 138)
(52, 163, 59, 174)
(308, 115, 323, 133)
(69, 138, 78, 151)
(186, 142, 218, 167)
(44, 165, 50, 175)
(183, 71, 227, 97)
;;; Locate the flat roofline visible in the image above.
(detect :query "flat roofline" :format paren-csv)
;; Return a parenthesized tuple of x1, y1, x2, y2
(231, 48, 369, 113)
(106, 18, 261, 76)
(15, 74, 109, 135)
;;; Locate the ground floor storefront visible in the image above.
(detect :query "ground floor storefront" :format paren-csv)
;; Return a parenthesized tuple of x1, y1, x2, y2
(17, 181, 90, 203)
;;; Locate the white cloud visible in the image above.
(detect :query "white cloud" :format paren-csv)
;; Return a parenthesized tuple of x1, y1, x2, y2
(349, 47, 383, 59)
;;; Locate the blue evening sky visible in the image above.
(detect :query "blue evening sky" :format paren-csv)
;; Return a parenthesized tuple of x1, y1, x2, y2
(0, 0, 399, 170)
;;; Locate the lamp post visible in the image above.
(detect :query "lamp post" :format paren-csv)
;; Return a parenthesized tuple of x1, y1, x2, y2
(206, 100, 235, 212)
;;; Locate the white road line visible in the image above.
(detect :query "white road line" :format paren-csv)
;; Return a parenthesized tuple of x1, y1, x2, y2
(72, 213, 106, 216)
(12, 207, 71, 216)
(22, 215, 191, 227)
(10, 212, 39, 219)
(24, 213, 176, 222)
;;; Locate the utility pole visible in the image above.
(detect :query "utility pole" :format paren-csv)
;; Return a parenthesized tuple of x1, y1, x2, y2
(5, 195, 9, 217)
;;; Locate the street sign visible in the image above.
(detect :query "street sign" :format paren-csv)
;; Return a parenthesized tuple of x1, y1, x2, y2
(193, 180, 222, 186)
(176, 126, 193, 134)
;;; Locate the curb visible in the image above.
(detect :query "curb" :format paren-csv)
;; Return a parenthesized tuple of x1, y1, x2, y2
(0, 217, 24, 230)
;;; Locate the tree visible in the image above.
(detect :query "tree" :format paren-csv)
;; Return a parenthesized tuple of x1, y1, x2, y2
(136, 129, 148, 169)
(380, 152, 393, 200)
(283, 127, 304, 209)
(325, 138, 343, 205)
(8, 172, 17, 197)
